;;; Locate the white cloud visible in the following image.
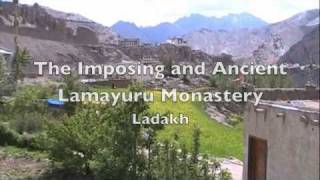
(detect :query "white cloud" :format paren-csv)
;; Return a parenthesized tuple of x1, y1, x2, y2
(19, 0, 319, 26)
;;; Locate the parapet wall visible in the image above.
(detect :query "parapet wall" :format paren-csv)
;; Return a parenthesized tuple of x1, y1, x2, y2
(256, 87, 319, 100)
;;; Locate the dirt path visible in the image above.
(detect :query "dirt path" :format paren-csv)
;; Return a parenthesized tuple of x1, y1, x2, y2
(0, 157, 48, 179)
(221, 159, 243, 180)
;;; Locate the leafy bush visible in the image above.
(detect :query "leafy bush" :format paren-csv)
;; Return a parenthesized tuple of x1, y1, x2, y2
(44, 83, 233, 179)
(0, 123, 39, 149)
(17, 133, 35, 148)
(209, 73, 239, 92)
(10, 112, 46, 134)
(46, 107, 105, 174)
(0, 123, 20, 146)
(227, 114, 243, 126)
(11, 85, 53, 114)
(246, 74, 293, 88)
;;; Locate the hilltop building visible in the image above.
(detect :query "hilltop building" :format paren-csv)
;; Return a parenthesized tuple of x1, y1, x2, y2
(243, 87, 319, 180)
(0, 48, 13, 74)
(166, 37, 187, 46)
(119, 38, 140, 47)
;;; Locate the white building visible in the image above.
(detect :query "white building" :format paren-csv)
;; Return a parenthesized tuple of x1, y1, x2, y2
(0, 48, 13, 73)
(166, 37, 187, 46)
(243, 99, 319, 180)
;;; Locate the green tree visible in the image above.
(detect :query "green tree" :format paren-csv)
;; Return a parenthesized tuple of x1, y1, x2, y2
(62, 73, 84, 116)
(209, 73, 239, 92)
(46, 106, 106, 175)
(12, 47, 29, 82)
(191, 127, 201, 164)
(248, 74, 292, 88)
(8, 85, 53, 133)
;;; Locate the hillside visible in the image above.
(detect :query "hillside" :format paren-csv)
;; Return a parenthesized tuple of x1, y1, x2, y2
(0, 2, 118, 44)
(279, 26, 319, 87)
(184, 9, 319, 64)
(0, 2, 233, 78)
(279, 26, 319, 65)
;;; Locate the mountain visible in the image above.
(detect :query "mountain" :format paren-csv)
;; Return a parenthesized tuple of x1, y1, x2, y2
(0, 2, 118, 45)
(184, 9, 319, 64)
(0, 2, 129, 75)
(279, 26, 319, 65)
(111, 13, 268, 43)
(278, 26, 319, 87)
(0, 2, 232, 77)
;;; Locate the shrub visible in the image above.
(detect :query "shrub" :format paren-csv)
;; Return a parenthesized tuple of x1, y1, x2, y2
(11, 85, 53, 114)
(209, 73, 239, 92)
(227, 114, 243, 126)
(17, 133, 35, 148)
(10, 112, 46, 134)
(0, 123, 20, 146)
(0, 123, 39, 149)
(46, 107, 105, 174)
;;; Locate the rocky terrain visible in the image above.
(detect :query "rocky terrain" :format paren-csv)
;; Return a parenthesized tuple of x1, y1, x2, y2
(277, 26, 319, 87)
(0, 2, 125, 75)
(0, 2, 118, 44)
(184, 9, 319, 64)
(120, 43, 233, 65)
(279, 26, 319, 65)
(0, 2, 232, 79)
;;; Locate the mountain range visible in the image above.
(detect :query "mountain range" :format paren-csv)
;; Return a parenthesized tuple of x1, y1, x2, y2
(184, 9, 319, 64)
(0, 2, 230, 77)
(1, 2, 319, 86)
(111, 13, 268, 43)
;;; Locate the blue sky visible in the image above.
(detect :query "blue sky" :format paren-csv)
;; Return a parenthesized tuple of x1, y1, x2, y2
(19, 0, 319, 27)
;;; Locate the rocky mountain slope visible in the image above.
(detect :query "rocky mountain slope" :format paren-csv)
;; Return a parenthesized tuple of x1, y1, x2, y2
(278, 26, 319, 87)
(111, 13, 267, 43)
(0, 2, 128, 76)
(120, 43, 234, 65)
(184, 9, 319, 64)
(0, 2, 232, 78)
(279, 26, 319, 65)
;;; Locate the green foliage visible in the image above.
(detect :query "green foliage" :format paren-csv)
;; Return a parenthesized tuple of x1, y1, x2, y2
(0, 123, 20, 146)
(192, 127, 201, 164)
(141, 128, 232, 180)
(246, 74, 293, 88)
(3, 85, 54, 133)
(12, 47, 29, 82)
(227, 114, 243, 126)
(44, 83, 234, 179)
(0, 146, 47, 160)
(0, 123, 37, 148)
(209, 73, 239, 92)
(46, 106, 106, 174)
(62, 73, 87, 116)
(210, 71, 293, 89)
(10, 85, 52, 113)
(153, 95, 243, 159)
(94, 83, 159, 179)
(33, 83, 236, 179)
(0, 55, 15, 98)
(10, 112, 46, 134)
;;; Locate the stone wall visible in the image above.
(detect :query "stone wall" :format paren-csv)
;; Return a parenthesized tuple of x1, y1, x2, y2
(84, 79, 133, 88)
(256, 87, 320, 100)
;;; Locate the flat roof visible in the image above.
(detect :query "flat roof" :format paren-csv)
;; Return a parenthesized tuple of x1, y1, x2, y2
(260, 100, 319, 112)
(0, 49, 13, 55)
